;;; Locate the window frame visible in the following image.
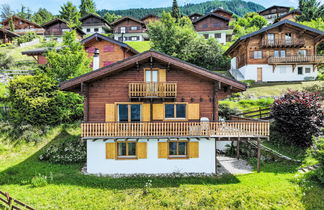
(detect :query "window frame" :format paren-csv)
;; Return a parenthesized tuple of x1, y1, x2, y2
(164, 103, 187, 121)
(297, 67, 303, 75)
(214, 33, 221, 39)
(253, 51, 263, 59)
(117, 141, 137, 159)
(117, 103, 142, 122)
(168, 141, 189, 158)
(298, 50, 307, 56)
(305, 67, 311, 74)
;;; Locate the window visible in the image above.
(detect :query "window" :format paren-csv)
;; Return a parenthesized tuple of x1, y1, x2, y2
(274, 50, 285, 57)
(165, 104, 186, 119)
(118, 104, 141, 122)
(145, 70, 158, 82)
(214, 33, 221, 38)
(86, 28, 91, 32)
(305, 68, 311, 73)
(285, 33, 292, 41)
(297, 67, 303, 75)
(253, 51, 262, 59)
(267, 33, 275, 44)
(169, 141, 188, 157)
(130, 26, 138, 30)
(131, 36, 139, 41)
(298, 50, 307, 56)
(202, 24, 208, 28)
(94, 28, 99, 32)
(117, 142, 136, 157)
(203, 34, 209, 39)
(214, 23, 221, 28)
(226, 34, 232, 42)
(120, 27, 126, 33)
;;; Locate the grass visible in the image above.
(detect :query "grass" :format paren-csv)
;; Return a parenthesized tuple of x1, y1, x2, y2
(125, 41, 152, 52)
(0, 124, 323, 209)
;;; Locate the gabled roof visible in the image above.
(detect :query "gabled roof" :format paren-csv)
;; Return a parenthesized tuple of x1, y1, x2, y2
(80, 33, 138, 54)
(212, 8, 233, 15)
(258, 5, 290, 15)
(60, 50, 246, 92)
(278, 9, 302, 20)
(111, 16, 145, 26)
(224, 19, 324, 55)
(141, 14, 160, 21)
(80, 13, 110, 26)
(42, 18, 86, 35)
(188, 13, 202, 18)
(192, 13, 230, 24)
(0, 28, 20, 37)
(1, 15, 43, 28)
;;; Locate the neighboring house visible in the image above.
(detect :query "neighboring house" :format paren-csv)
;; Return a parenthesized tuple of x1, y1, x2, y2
(188, 13, 202, 22)
(0, 28, 19, 43)
(224, 20, 324, 82)
(276, 9, 302, 22)
(258, 5, 290, 24)
(212, 8, 234, 21)
(111, 16, 147, 41)
(60, 50, 269, 175)
(21, 47, 62, 64)
(80, 13, 111, 34)
(42, 19, 85, 42)
(1, 15, 45, 35)
(141, 14, 160, 24)
(192, 13, 233, 44)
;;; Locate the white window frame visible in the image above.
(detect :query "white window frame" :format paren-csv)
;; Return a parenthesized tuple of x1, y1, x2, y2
(253, 51, 262, 59)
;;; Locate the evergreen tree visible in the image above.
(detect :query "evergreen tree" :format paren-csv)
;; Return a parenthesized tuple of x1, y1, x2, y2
(9, 17, 15, 31)
(16, 5, 33, 20)
(103, 12, 121, 24)
(80, 0, 97, 17)
(32, 8, 53, 25)
(0, 4, 13, 21)
(297, 0, 324, 21)
(171, 0, 181, 21)
(59, 1, 81, 27)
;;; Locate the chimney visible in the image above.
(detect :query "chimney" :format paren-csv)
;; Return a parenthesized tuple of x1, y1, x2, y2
(93, 48, 100, 70)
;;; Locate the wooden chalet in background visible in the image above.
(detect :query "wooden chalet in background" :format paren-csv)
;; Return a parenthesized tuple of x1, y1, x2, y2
(0, 28, 19, 44)
(0, 16, 44, 35)
(225, 20, 324, 82)
(80, 13, 111, 35)
(111, 16, 147, 42)
(189, 13, 203, 22)
(141, 14, 160, 24)
(276, 9, 302, 22)
(60, 50, 269, 175)
(258, 5, 291, 24)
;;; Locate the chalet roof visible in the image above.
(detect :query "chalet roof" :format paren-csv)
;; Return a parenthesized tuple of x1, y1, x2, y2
(111, 16, 145, 26)
(60, 50, 246, 92)
(80, 33, 138, 54)
(192, 13, 230, 24)
(141, 14, 160, 21)
(258, 5, 290, 15)
(1, 15, 42, 28)
(21, 46, 63, 56)
(188, 13, 202, 18)
(80, 13, 110, 26)
(42, 18, 86, 35)
(0, 28, 20, 37)
(277, 9, 302, 20)
(224, 19, 324, 55)
(212, 8, 233, 15)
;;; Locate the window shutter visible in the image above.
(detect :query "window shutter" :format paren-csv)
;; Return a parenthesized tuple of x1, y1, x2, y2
(153, 104, 164, 120)
(105, 104, 115, 122)
(188, 104, 200, 120)
(158, 69, 166, 82)
(106, 142, 116, 159)
(142, 103, 151, 121)
(137, 142, 147, 159)
(189, 142, 199, 158)
(158, 142, 168, 158)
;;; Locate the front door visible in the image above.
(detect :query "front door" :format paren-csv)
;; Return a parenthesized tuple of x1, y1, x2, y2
(257, 67, 263, 82)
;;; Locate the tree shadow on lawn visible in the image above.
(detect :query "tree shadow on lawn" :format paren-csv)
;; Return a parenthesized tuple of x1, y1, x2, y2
(0, 130, 240, 190)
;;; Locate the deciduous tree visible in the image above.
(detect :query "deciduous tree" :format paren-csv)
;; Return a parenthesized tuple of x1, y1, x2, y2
(32, 8, 53, 25)
(59, 1, 81, 27)
(297, 0, 324, 22)
(80, 0, 97, 17)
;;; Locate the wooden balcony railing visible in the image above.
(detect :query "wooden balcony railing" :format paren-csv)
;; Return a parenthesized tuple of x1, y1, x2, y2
(261, 39, 305, 48)
(268, 56, 324, 64)
(129, 82, 177, 98)
(81, 121, 270, 138)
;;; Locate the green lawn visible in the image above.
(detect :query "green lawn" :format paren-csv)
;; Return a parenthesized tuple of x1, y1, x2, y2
(125, 41, 152, 52)
(0, 124, 323, 209)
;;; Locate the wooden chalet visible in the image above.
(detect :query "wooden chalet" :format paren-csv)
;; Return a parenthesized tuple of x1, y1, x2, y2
(60, 50, 269, 175)
(189, 13, 203, 22)
(276, 9, 302, 22)
(212, 8, 233, 20)
(111, 16, 147, 41)
(80, 13, 111, 34)
(1, 16, 44, 35)
(141, 14, 160, 24)
(258, 5, 291, 23)
(225, 20, 324, 82)
(0, 28, 19, 44)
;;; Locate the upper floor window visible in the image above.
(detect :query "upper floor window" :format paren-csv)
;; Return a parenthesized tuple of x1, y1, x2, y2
(274, 50, 285, 57)
(145, 70, 159, 82)
(285, 33, 292, 44)
(202, 24, 208, 28)
(267, 33, 275, 42)
(253, 51, 262, 59)
(118, 104, 141, 122)
(213, 23, 221, 28)
(130, 26, 138, 30)
(165, 104, 186, 119)
(298, 50, 307, 56)
(120, 27, 126, 33)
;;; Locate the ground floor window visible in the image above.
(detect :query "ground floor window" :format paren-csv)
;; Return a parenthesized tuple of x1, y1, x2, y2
(117, 142, 136, 157)
(169, 141, 188, 157)
(297, 67, 303, 75)
(305, 67, 311, 74)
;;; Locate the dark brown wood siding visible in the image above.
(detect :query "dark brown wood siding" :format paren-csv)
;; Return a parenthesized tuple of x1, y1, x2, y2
(194, 16, 229, 32)
(113, 19, 145, 34)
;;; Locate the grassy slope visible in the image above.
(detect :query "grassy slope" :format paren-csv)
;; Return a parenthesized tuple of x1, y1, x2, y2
(1, 44, 45, 62)
(0, 125, 323, 209)
(125, 41, 151, 53)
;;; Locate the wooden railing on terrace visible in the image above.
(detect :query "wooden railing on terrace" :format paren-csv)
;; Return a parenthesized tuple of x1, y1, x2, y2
(129, 82, 177, 98)
(81, 121, 270, 138)
(268, 56, 324, 64)
(261, 38, 305, 48)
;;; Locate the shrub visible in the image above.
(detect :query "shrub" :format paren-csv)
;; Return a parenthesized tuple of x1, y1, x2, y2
(271, 90, 323, 147)
(16, 32, 38, 45)
(218, 103, 240, 120)
(0, 52, 14, 70)
(31, 173, 53, 187)
(303, 84, 324, 97)
(241, 80, 255, 87)
(39, 137, 86, 164)
(312, 137, 324, 183)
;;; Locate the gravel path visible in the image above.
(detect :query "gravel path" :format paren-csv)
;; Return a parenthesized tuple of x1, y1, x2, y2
(216, 156, 253, 175)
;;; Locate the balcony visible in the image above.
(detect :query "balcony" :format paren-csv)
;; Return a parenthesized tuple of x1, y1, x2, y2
(129, 82, 177, 98)
(261, 39, 305, 48)
(81, 121, 270, 138)
(268, 56, 324, 64)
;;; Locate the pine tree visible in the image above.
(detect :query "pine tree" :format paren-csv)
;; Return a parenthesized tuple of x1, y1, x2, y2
(171, 0, 181, 21)
(0, 4, 13, 21)
(297, 0, 324, 21)
(32, 8, 53, 25)
(79, 0, 96, 17)
(59, 1, 81, 27)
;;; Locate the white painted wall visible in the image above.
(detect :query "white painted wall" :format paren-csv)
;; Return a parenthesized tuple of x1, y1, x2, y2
(82, 26, 106, 34)
(113, 33, 147, 42)
(197, 29, 233, 44)
(87, 139, 217, 174)
(230, 64, 317, 82)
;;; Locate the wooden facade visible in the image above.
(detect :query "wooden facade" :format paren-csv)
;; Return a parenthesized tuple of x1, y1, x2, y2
(112, 17, 146, 34)
(212, 8, 233, 20)
(1, 16, 44, 35)
(141, 15, 160, 24)
(0, 29, 19, 44)
(193, 14, 230, 32)
(42, 19, 85, 38)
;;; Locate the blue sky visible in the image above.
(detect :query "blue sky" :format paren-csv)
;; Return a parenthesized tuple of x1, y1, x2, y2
(0, 0, 316, 14)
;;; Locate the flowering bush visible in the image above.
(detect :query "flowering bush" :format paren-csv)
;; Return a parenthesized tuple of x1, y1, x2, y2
(271, 90, 323, 147)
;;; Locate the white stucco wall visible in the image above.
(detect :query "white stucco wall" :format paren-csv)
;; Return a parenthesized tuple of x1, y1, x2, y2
(87, 139, 218, 174)
(197, 29, 233, 44)
(82, 26, 106, 34)
(113, 33, 147, 41)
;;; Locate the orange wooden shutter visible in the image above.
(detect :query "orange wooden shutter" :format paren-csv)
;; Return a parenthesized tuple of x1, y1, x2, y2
(159, 69, 166, 82)
(189, 142, 199, 158)
(106, 142, 116, 159)
(137, 142, 147, 159)
(105, 104, 115, 122)
(158, 142, 168, 158)
(188, 104, 200, 120)
(153, 104, 164, 120)
(142, 104, 151, 122)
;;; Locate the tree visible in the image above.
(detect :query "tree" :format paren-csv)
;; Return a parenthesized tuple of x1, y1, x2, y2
(8, 17, 15, 31)
(0, 4, 13, 21)
(271, 90, 324, 147)
(0, 52, 14, 70)
(59, 1, 81, 27)
(32, 8, 53, 25)
(148, 12, 229, 70)
(79, 0, 97, 17)
(171, 0, 181, 21)
(297, 0, 324, 22)
(46, 30, 91, 82)
(103, 12, 121, 24)
(298, 18, 324, 55)
(16, 5, 33, 20)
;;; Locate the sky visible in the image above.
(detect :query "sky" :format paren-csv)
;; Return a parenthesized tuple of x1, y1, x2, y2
(0, 0, 321, 14)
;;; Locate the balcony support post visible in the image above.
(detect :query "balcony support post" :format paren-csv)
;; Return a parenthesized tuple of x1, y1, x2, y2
(257, 137, 261, 173)
(81, 82, 89, 121)
(213, 82, 219, 121)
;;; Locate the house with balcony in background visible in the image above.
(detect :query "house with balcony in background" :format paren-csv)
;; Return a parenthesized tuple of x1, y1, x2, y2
(111, 16, 147, 42)
(60, 50, 269, 175)
(258, 5, 291, 24)
(192, 9, 233, 44)
(42, 19, 85, 42)
(225, 20, 324, 82)
(0, 15, 44, 35)
(0, 28, 19, 43)
(141, 14, 160, 24)
(80, 13, 111, 35)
